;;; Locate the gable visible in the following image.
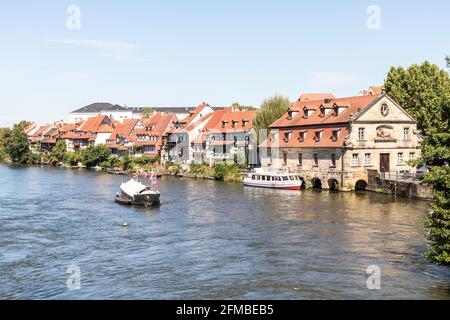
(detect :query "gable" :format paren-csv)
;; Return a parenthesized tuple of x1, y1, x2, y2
(353, 95, 416, 123)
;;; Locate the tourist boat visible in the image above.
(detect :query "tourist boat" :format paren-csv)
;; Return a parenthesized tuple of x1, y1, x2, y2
(243, 169, 305, 190)
(115, 178, 161, 207)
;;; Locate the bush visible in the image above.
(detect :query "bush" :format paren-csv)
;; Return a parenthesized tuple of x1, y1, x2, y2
(66, 150, 84, 166)
(213, 163, 243, 182)
(189, 163, 214, 177)
(82, 145, 111, 168)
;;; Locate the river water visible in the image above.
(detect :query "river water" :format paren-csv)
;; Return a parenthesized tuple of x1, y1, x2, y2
(0, 164, 449, 300)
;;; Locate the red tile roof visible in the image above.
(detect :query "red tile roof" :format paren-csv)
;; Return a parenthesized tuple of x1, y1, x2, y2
(271, 95, 381, 128)
(298, 93, 335, 102)
(261, 127, 349, 148)
(77, 115, 115, 133)
(206, 110, 256, 133)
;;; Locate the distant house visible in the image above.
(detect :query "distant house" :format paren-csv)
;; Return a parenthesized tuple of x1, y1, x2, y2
(203, 109, 257, 165)
(163, 103, 216, 164)
(69, 103, 225, 125)
(106, 119, 143, 156)
(69, 103, 133, 124)
(63, 115, 116, 151)
(132, 112, 178, 157)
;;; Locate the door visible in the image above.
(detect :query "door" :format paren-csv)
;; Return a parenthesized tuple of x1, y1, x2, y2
(380, 153, 390, 172)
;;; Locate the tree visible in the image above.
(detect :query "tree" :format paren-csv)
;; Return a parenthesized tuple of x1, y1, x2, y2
(50, 140, 67, 164)
(252, 95, 291, 142)
(446, 55, 450, 68)
(141, 107, 155, 119)
(384, 61, 450, 137)
(82, 145, 112, 168)
(385, 60, 450, 266)
(4, 121, 31, 164)
(0, 128, 11, 162)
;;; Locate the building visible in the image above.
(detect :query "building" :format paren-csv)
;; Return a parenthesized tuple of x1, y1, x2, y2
(132, 112, 178, 157)
(69, 102, 225, 124)
(260, 93, 421, 190)
(63, 115, 116, 151)
(163, 103, 216, 164)
(69, 103, 132, 124)
(106, 119, 143, 156)
(203, 109, 257, 165)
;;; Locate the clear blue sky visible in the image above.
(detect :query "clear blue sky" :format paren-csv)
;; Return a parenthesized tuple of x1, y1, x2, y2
(0, 0, 449, 126)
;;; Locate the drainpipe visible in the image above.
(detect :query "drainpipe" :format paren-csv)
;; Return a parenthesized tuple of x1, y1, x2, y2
(341, 148, 345, 188)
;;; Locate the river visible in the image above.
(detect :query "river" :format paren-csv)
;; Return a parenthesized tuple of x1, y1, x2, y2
(0, 164, 449, 299)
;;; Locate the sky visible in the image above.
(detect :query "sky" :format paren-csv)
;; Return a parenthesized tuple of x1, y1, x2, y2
(0, 0, 449, 127)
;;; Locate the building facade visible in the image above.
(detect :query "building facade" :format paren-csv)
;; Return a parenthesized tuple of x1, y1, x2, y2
(260, 94, 421, 190)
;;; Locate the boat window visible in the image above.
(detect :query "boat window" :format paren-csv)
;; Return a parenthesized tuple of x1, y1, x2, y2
(252, 175, 256, 180)
(289, 176, 295, 181)
(282, 176, 289, 181)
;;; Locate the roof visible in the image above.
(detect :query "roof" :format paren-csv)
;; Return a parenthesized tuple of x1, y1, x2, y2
(77, 115, 115, 133)
(260, 127, 350, 149)
(108, 119, 140, 140)
(178, 103, 211, 125)
(298, 93, 335, 102)
(206, 110, 256, 133)
(138, 112, 177, 136)
(71, 103, 128, 114)
(270, 95, 381, 128)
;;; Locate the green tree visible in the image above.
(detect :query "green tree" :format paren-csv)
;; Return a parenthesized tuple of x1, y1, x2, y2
(141, 107, 155, 119)
(384, 61, 450, 136)
(4, 121, 31, 164)
(82, 145, 112, 168)
(0, 128, 11, 162)
(385, 60, 450, 266)
(252, 95, 291, 142)
(49, 140, 67, 165)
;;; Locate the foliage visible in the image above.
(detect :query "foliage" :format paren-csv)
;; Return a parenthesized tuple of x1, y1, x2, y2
(252, 95, 291, 142)
(66, 150, 84, 166)
(141, 107, 155, 119)
(49, 140, 67, 165)
(82, 145, 112, 168)
(4, 121, 32, 164)
(386, 60, 450, 266)
(213, 163, 243, 182)
(0, 127, 11, 162)
(189, 163, 214, 178)
(384, 61, 450, 136)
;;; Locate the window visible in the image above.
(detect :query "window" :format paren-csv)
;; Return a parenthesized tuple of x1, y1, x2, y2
(333, 106, 339, 116)
(298, 153, 303, 166)
(364, 153, 372, 166)
(358, 128, 365, 141)
(284, 132, 291, 142)
(303, 107, 309, 118)
(409, 152, 415, 161)
(320, 106, 325, 117)
(282, 152, 288, 165)
(352, 154, 359, 166)
(299, 131, 306, 142)
(332, 130, 339, 142)
(397, 153, 404, 165)
(330, 153, 336, 167)
(314, 131, 322, 142)
(403, 128, 410, 140)
(313, 153, 319, 167)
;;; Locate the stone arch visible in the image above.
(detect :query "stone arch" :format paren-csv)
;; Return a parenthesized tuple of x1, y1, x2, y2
(355, 180, 368, 191)
(311, 177, 322, 189)
(328, 179, 340, 191)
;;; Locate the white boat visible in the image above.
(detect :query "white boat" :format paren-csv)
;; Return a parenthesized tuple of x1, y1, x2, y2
(243, 169, 305, 190)
(116, 179, 161, 207)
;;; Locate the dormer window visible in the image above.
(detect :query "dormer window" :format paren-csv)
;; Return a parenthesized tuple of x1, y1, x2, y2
(320, 106, 325, 118)
(231, 120, 238, 128)
(303, 107, 309, 119)
(242, 120, 248, 127)
(222, 121, 226, 128)
(333, 105, 339, 116)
